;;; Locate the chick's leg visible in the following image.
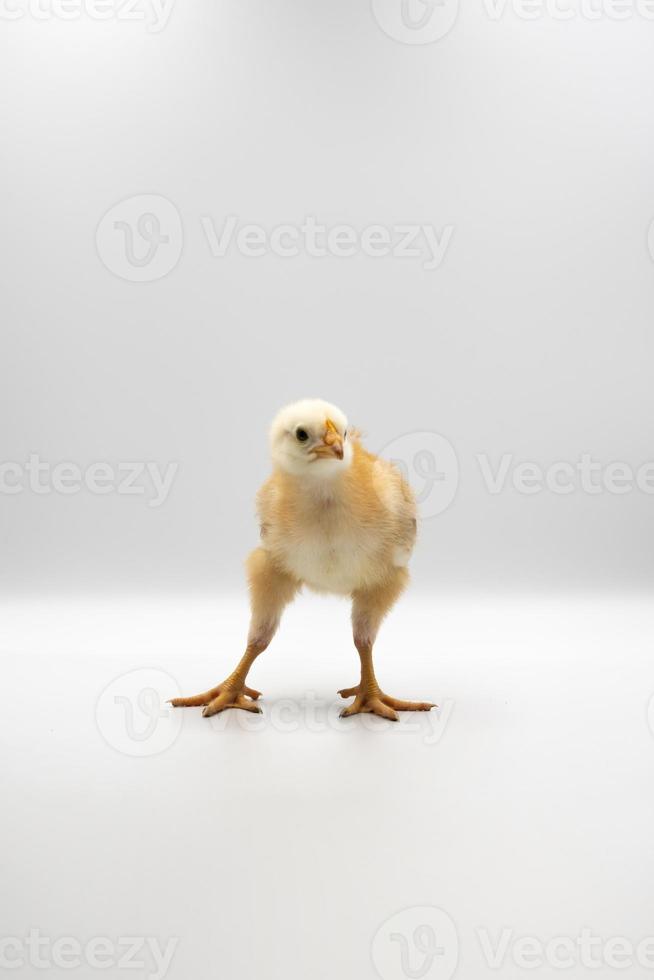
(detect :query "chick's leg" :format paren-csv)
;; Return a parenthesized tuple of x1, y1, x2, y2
(171, 548, 299, 717)
(339, 570, 435, 721)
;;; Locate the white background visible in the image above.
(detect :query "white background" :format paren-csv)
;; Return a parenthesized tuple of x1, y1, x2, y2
(2, 2, 654, 979)
(3, 0, 654, 593)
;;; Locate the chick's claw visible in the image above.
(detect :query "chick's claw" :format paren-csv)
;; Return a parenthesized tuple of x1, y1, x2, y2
(169, 682, 262, 713)
(338, 688, 436, 721)
(202, 691, 262, 717)
(382, 696, 436, 712)
(340, 696, 399, 721)
(168, 692, 216, 708)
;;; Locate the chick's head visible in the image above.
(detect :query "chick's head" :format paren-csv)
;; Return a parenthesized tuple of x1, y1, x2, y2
(270, 399, 353, 478)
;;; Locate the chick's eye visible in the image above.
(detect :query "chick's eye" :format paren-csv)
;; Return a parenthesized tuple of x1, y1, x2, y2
(296, 428, 309, 443)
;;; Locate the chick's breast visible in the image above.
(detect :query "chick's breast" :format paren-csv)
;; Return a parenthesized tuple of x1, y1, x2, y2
(256, 441, 416, 595)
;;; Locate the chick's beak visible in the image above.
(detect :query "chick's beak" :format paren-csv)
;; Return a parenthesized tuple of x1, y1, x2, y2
(313, 418, 344, 460)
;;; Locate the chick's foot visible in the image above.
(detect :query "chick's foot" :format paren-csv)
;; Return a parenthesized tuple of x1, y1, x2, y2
(338, 686, 435, 721)
(169, 681, 262, 716)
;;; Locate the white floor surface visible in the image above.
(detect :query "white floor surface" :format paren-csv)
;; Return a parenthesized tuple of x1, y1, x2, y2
(2, 592, 654, 980)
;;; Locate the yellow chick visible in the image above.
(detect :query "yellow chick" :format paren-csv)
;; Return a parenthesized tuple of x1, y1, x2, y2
(171, 399, 435, 721)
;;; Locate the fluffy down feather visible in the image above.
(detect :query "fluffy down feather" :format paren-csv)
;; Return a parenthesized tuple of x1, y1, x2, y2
(257, 435, 416, 596)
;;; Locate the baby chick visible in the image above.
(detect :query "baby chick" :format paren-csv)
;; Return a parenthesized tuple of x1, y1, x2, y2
(171, 399, 434, 721)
